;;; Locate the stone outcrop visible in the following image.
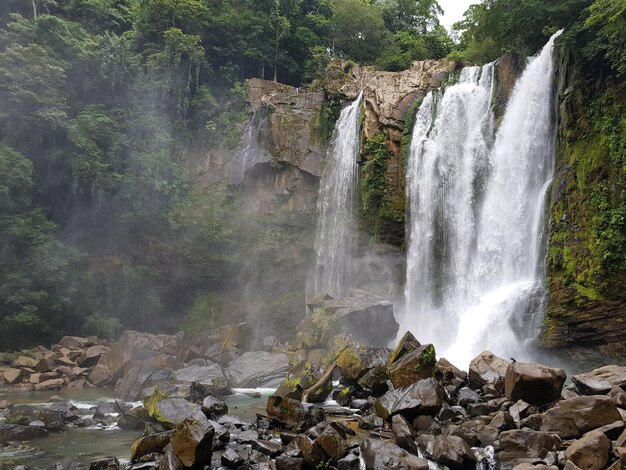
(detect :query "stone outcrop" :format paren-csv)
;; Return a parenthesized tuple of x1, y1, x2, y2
(504, 362, 566, 405)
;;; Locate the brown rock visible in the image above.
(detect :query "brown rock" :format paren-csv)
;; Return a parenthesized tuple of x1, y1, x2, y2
(374, 378, 445, 420)
(12, 355, 38, 368)
(469, 351, 510, 388)
(170, 418, 214, 468)
(504, 362, 566, 405)
(388, 344, 436, 388)
(563, 430, 610, 470)
(34, 378, 64, 391)
(497, 430, 561, 470)
(541, 395, 622, 438)
(4, 368, 22, 384)
(572, 365, 626, 395)
(88, 363, 112, 386)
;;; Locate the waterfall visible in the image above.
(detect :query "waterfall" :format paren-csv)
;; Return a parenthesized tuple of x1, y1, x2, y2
(311, 93, 363, 298)
(404, 32, 561, 366)
(238, 108, 272, 184)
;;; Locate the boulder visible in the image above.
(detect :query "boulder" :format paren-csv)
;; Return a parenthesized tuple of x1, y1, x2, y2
(276, 453, 304, 470)
(388, 344, 436, 388)
(609, 386, 626, 408)
(504, 362, 566, 405)
(79, 345, 111, 367)
(170, 418, 214, 468)
(0, 424, 49, 441)
(266, 396, 325, 428)
(309, 290, 399, 347)
(274, 362, 332, 403)
(34, 378, 64, 391)
(144, 393, 208, 430)
(572, 365, 626, 395)
(374, 378, 445, 420)
(540, 395, 622, 438)
(387, 331, 422, 367)
(201, 395, 228, 417)
(563, 430, 610, 470)
(12, 355, 38, 368)
(358, 414, 383, 430)
(361, 439, 429, 470)
(114, 360, 163, 401)
(427, 435, 476, 470)
(497, 430, 561, 470)
(435, 358, 468, 384)
(4, 367, 22, 384)
(58, 336, 93, 349)
(337, 346, 390, 381)
(131, 432, 172, 461)
(225, 351, 290, 388)
(469, 351, 510, 388)
(173, 363, 228, 388)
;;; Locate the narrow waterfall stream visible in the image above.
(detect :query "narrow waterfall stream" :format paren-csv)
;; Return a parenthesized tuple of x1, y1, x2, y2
(404, 32, 562, 366)
(311, 93, 363, 298)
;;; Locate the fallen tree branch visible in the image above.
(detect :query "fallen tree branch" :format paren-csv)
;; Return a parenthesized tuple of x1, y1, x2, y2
(301, 347, 347, 404)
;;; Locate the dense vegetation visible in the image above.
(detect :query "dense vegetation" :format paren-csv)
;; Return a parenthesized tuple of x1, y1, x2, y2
(0, 0, 623, 349)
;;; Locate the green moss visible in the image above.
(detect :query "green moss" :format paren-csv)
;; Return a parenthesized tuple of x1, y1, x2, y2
(359, 132, 405, 245)
(320, 97, 342, 144)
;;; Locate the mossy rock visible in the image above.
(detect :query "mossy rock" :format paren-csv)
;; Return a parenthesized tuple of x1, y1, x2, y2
(336, 346, 390, 381)
(266, 395, 325, 428)
(388, 344, 436, 388)
(274, 361, 332, 403)
(144, 389, 207, 430)
(130, 431, 172, 461)
(387, 331, 421, 369)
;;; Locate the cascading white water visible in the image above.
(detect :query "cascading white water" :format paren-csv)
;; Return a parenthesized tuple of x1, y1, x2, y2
(238, 108, 272, 183)
(404, 32, 562, 366)
(311, 93, 363, 298)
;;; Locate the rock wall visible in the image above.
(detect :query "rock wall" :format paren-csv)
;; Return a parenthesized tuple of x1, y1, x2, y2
(540, 46, 626, 366)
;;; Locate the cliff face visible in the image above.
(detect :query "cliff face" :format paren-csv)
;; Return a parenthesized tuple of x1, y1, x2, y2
(540, 47, 626, 366)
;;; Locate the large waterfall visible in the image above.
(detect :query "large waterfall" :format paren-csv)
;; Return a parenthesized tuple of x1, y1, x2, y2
(404, 32, 561, 366)
(311, 93, 363, 298)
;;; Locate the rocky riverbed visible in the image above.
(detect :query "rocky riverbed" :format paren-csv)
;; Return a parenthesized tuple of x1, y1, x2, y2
(1, 291, 625, 469)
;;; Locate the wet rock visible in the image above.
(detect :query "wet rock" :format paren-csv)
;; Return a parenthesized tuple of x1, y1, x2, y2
(388, 344, 436, 389)
(357, 367, 389, 396)
(130, 432, 172, 461)
(337, 346, 390, 381)
(337, 453, 360, 470)
(540, 395, 622, 438)
(361, 439, 429, 469)
(497, 430, 561, 470)
(350, 398, 372, 411)
(315, 424, 347, 462)
(201, 395, 228, 417)
(89, 457, 120, 470)
(374, 378, 445, 420)
(509, 399, 532, 425)
(563, 430, 610, 470)
(226, 351, 290, 388)
(275, 362, 332, 403)
(358, 414, 383, 430)
(170, 418, 214, 468)
(118, 405, 149, 430)
(469, 351, 510, 389)
(387, 331, 422, 367)
(173, 363, 227, 386)
(221, 448, 244, 468)
(252, 439, 282, 457)
(114, 361, 162, 401)
(435, 358, 468, 384)
(266, 395, 325, 428)
(572, 365, 626, 395)
(457, 387, 482, 407)
(512, 465, 558, 470)
(144, 394, 208, 429)
(285, 434, 326, 468)
(0, 424, 49, 441)
(79, 345, 111, 367)
(429, 435, 476, 470)
(505, 362, 566, 405)
(392, 414, 413, 436)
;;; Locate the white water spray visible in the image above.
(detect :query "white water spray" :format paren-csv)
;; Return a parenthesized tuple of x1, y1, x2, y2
(311, 93, 363, 298)
(404, 32, 561, 366)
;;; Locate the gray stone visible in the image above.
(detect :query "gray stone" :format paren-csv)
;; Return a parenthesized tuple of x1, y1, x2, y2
(226, 351, 290, 388)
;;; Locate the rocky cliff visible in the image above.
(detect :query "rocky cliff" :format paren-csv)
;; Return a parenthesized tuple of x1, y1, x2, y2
(539, 46, 626, 366)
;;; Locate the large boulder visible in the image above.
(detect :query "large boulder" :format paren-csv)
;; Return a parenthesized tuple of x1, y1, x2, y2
(0, 424, 49, 442)
(564, 430, 611, 470)
(572, 365, 626, 395)
(361, 439, 428, 470)
(274, 362, 332, 403)
(225, 351, 290, 388)
(497, 430, 561, 470)
(423, 435, 476, 470)
(170, 418, 214, 468)
(309, 290, 399, 347)
(144, 392, 208, 429)
(469, 351, 510, 388)
(387, 343, 437, 388)
(173, 363, 228, 390)
(504, 362, 566, 405)
(114, 360, 164, 401)
(374, 378, 445, 420)
(266, 395, 325, 428)
(337, 346, 390, 381)
(541, 395, 622, 438)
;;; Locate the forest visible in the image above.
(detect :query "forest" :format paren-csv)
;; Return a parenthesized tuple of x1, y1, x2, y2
(0, 0, 624, 350)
